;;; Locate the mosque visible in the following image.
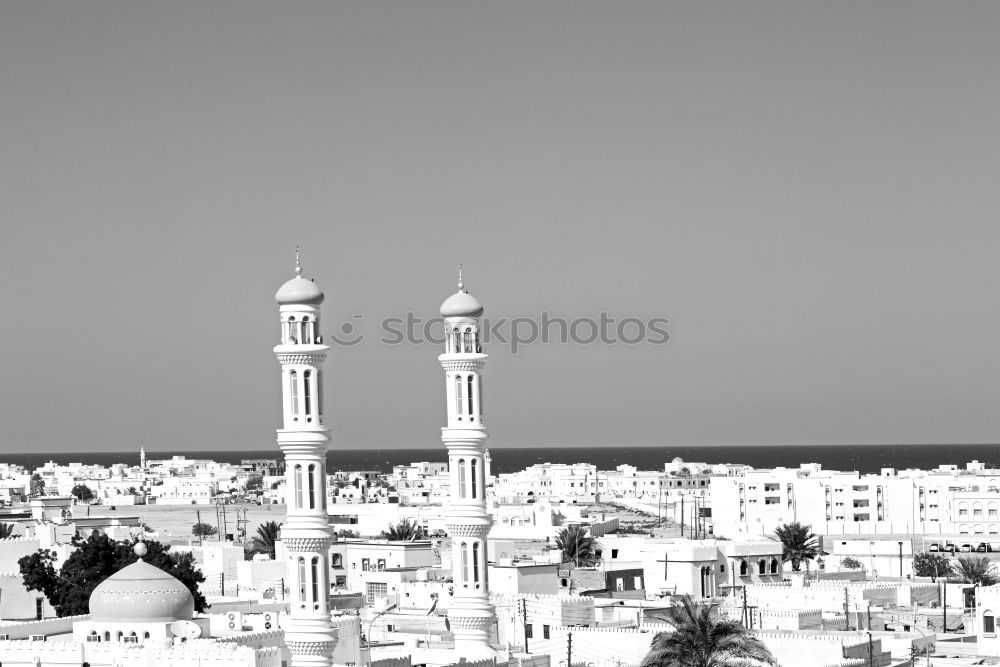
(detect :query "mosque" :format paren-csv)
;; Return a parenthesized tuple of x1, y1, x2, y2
(0, 255, 500, 667)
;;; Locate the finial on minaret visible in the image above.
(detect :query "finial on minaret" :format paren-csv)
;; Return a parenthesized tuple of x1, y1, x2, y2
(457, 264, 464, 291)
(295, 246, 302, 277)
(134, 541, 147, 561)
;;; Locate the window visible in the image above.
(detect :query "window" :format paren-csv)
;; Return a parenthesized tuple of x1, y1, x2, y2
(471, 459, 478, 498)
(458, 459, 467, 498)
(35, 598, 43, 620)
(758, 560, 766, 575)
(473, 542, 481, 583)
(303, 370, 312, 417)
(770, 558, 778, 574)
(332, 553, 343, 568)
(455, 375, 463, 417)
(525, 624, 533, 639)
(289, 370, 299, 418)
(543, 625, 551, 639)
(467, 375, 474, 415)
(461, 542, 470, 583)
(740, 560, 748, 576)
(611, 549, 619, 559)
(308, 464, 316, 509)
(311, 557, 320, 606)
(298, 557, 307, 603)
(366, 582, 388, 604)
(377, 558, 386, 571)
(361, 558, 370, 571)
(985, 611, 996, 635)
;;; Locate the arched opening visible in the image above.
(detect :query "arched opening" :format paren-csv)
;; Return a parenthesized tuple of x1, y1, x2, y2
(457, 459, 467, 498)
(770, 558, 779, 574)
(461, 542, 469, 585)
(471, 459, 478, 499)
(294, 465, 303, 509)
(739, 559, 748, 576)
(473, 541, 481, 584)
(467, 374, 474, 416)
(455, 375, 463, 419)
(985, 609, 996, 635)
(303, 370, 312, 418)
(289, 370, 299, 419)
(758, 560, 766, 575)
(308, 464, 316, 510)
(311, 557, 320, 609)
(298, 557, 307, 606)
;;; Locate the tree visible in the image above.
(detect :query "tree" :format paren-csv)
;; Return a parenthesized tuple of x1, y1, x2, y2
(30, 473, 45, 497)
(555, 524, 598, 567)
(71, 484, 95, 502)
(245, 474, 264, 492)
(840, 556, 862, 570)
(126, 487, 139, 495)
(0, 523, 15, 539)
(336, 529, 359, 539)
(379, 519, 425, 541)
(249, 521, 280, 559)
(18, 532, 207, 617)
(953, 556, 999, 586)
(913, 552, 953, 581)
(641, 595, 777, 667)
(774, 522, 819, 572)
(192, 522, 218, 538)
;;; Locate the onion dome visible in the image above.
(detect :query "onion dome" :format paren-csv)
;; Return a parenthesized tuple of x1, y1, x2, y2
(276, 247, 325, 305)
(440, 265, 484, 318)
(88, 542, 194, 622)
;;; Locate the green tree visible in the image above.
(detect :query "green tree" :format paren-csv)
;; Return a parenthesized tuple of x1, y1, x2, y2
(71, 484, 95, 502)
(379, 519, 425, 541)
(192, 522, 218, 538)
(336, 529, 359, 539)
(774, 522, 819, 572)
(0, 523, 15, 539)
(953, 555, 998, 586)
(249, 521, 280, 559)
(245, 474, 264, 492)
(840, 556, 862, 570)
(913, 552, 953, 582)
(555, 524, 598, 567)
(18, 532, 207, 617)
(641, 596, 777, 667)
(30, 473, 45, 497)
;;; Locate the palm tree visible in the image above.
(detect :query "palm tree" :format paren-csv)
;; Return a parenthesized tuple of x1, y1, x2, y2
(774, 522, 819, 572)
(380, 519, 425, 541)
(250, 521, 281, 559)
(953, 555, 999, 586)
(641, 596, 777, 667)
(0, 523, 14, 539)
(555, 524, 598, 567)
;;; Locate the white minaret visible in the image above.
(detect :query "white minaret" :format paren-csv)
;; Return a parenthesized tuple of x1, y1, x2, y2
(274, 250, 338, 667)
(439, 267, 496, 658)
(139, 444, 146, 469)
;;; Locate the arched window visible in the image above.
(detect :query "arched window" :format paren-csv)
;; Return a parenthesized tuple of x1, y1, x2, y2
(739, 559, 748, 576)
(467, 375, 474, 416)
(464, 327, 473, 353)
(294, 465, 303, 509)
(770, 558, 779, 574)
(302, 316, 312, 344)
(457, 459, 467, 498)
(288, 316, 297, 344)
(985, 609, 996, 635)
(117, 631, 123, 641)
(303, 370, 312, 418)
(298, 557, 307, 604)
(473, 541, 481, 583)
(316, 369, 323, 418)
(143, 632, 150, 640)
(289, 370, 299, 418)
(461, 542, 470, 584)
(471, 459, 478, 499)
(758, 560, 766, 575)
(104, 631, 110, 642)
(308, 464, 316, 509)
(311, 557, 320, 607)
(455, 375, 463, 418)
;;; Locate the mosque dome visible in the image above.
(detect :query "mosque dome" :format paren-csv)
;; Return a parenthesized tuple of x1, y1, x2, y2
(275, 248, 325, 306)
(276, 275, 325, 306)
(440, 267, 484, 318)
(672, 457, 684, 464)
(88, 543, 194, 622)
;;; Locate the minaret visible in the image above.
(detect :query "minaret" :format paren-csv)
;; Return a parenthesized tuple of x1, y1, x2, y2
(438, 267, 496, 658)
(139, 444, 146, 469)
(274, 250, 337, 667)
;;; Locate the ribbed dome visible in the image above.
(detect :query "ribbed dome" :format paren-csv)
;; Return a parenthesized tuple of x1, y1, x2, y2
(440, 289, 484, 318)
(276, 276, 325, 306)
(89, 559, 194, 622)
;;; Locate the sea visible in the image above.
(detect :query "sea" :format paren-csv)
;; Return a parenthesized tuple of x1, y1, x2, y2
(2, 444, 997, 476)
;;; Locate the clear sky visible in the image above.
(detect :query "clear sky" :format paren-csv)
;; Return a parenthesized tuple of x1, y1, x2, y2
(1, 1, 997, 453)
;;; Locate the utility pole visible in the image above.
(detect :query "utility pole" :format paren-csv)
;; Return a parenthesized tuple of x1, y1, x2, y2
(196, 509, 203, 546)
(680, 496, 685, 536)
(898, 541, 904, 577)
(867, 631, 874, 667)
(844, 588, 851, 630)
(742, 586, 748, 627)
(942, 581, 947, 632)
(567, 630, 572, 667)
(521, 597, 533, 652)
(215, 502, 222, 541)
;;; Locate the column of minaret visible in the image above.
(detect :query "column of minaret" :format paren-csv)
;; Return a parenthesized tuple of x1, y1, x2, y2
(438, 269, 497, 658)
(274, 252, 338, 667)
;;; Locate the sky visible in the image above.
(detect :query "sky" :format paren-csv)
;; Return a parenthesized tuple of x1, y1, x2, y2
(0, 1, 998, 453)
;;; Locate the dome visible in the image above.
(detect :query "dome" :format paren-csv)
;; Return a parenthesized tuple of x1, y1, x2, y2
(89, 553, 194, 622)
(276, 275, 325, 306)
(672, 457, 684, 464)
(440, 289, 484, 319)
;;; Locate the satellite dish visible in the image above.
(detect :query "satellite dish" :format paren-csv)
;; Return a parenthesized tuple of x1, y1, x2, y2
(170, 620, 202, 640)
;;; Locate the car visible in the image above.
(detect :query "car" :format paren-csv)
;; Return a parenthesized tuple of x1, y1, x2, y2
(929, 543, 940, 552)
(960, 544, 973, 552)
(977, 543, 988, 552)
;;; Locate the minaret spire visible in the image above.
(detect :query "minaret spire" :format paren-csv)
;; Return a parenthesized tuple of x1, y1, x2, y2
(295, 245, 302, 276)
(458, 264, 464, 291)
